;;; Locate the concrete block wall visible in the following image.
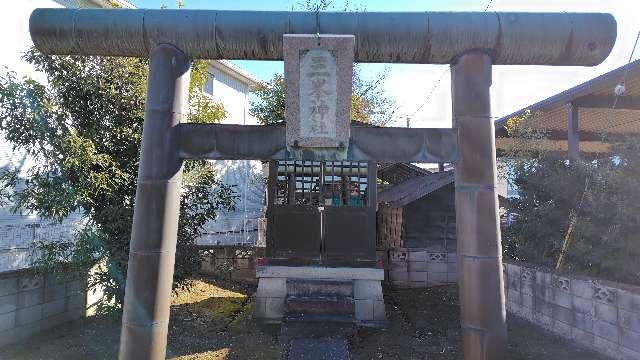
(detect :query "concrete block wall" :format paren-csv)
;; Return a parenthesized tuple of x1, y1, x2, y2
(199, 245, 265, 284)
(504, 262, 640, 360)
(387, 248, 457, 288)
(0, 270, 87, 347)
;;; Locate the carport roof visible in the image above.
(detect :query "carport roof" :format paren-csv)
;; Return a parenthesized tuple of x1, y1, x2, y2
(494, 59, 640, 155)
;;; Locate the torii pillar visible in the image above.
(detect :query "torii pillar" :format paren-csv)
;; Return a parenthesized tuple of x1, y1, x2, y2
(28, 8, 616, 360)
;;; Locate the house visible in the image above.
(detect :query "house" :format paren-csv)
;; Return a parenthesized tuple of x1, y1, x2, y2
(376, 168, 458, 288)
(198, 59, 265, 246)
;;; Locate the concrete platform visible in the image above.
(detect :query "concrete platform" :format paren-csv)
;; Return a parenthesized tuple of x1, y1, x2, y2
(254, 265, 385, 326)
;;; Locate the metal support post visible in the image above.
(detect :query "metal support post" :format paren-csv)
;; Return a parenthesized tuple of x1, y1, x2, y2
(567, 102, 580, 162)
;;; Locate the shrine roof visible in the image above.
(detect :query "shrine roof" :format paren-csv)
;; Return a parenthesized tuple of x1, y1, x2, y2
(377, 170, 454, 208)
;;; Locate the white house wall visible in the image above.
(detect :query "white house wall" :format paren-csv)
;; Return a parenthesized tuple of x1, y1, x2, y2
(200, 64, 265, 245)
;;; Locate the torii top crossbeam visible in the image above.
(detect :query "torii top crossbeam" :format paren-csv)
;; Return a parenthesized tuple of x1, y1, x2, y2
(30, 9, 615, 65)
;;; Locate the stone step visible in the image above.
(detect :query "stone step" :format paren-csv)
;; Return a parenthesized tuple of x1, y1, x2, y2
(286, 279, 354, 298)
(286, 297, 355, 318)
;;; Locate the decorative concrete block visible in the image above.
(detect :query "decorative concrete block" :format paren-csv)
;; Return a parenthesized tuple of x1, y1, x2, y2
(593, 284, 617, 305)
(619, 309, 640, 332)
(552, 275, 571, 293)
(621, 328, 640, 353)
(389, 249, 407, 262)
(355, 299, 374, 321)
(15, 304, 42, 326)
(354, 280, 382, 301)
(595, 302, 618, 324)
(18, 274, 42, 292)
(373, 300, 385, 321)
(284, 34, 354, 150)
(256, 278, 286, 298)
(0, 294, 17, 315)
(426, 253, 447, 263)
(408, 261, 427, 272)
(593, 319, 620, 343)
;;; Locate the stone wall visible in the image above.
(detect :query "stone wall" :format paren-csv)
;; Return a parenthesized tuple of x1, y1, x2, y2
(199, 245, 265, 284)
(0, 269, 88, 347)
(386, 248, 457, 288)
(504, 261, 640, 360)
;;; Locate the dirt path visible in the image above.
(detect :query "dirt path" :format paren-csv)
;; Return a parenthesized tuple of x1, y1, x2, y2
(0, 279, 608, 360)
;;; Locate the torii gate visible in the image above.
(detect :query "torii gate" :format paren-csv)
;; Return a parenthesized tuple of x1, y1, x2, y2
(29, 8, 615, 360)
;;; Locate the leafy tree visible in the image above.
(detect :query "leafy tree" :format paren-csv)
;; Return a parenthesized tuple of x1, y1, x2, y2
(252, 65, 395, 126)
(0, 49, 235, 311)
(500, 112, 640, 285)
(251, 0, 396, 126)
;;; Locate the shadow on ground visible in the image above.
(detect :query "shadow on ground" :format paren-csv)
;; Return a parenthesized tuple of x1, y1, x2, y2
(0, 280, 609, 360)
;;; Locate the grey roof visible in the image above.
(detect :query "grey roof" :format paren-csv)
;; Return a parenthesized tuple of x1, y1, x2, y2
(377, 170, 454, 208)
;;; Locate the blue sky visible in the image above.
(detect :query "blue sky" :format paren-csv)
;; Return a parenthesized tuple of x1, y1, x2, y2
(129, 0, 639, 127)
(130, 0, 487, 82)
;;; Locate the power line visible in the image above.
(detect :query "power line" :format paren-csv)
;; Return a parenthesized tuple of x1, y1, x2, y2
(405, 0, 494, 124)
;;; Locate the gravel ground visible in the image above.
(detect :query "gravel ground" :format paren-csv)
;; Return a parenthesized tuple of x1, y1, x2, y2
(0, 278, 609, 360)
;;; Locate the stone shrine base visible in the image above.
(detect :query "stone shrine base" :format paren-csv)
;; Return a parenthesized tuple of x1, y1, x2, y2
(254, 266, 385, 326)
